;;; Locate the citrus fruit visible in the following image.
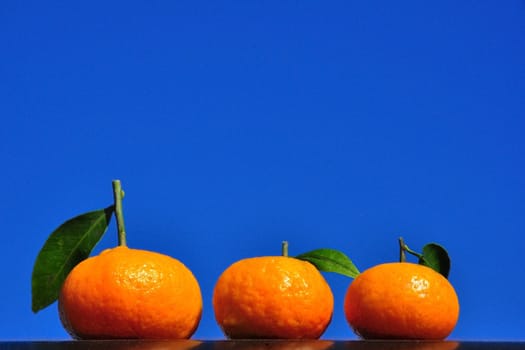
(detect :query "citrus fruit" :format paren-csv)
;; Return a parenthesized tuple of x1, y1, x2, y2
(213, 256, 334, 339)
(58, 246, 202, 339)
(344, 262, 459, 339)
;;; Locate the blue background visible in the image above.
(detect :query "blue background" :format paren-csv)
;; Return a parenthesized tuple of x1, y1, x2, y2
(1, 0, 524, 341)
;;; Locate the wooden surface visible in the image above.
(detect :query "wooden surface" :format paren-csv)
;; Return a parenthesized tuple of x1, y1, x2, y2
(1, 340, 524, 350)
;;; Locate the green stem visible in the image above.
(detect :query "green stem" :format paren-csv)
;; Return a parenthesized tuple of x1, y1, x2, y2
(282, 241, 289, 257)
(398, 237, 407, 262)
(112, 180, 127, 247)
(398, 237, 423, 262)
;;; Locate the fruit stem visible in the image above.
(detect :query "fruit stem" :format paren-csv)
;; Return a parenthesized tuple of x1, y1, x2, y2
(112, 180, 127, 247)
(399, 237, 423, 262)
(399, 237, 407, 262)
(282, 241, 289, 257)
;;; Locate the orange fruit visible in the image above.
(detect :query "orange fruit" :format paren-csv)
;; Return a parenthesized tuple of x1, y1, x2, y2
(213, 256, 334, 339)
(58, 246, 202, 339)
(344, 262, 459, 340)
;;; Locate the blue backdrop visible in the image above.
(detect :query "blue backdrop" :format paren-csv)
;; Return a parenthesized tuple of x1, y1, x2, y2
(1, 0, 524, 341)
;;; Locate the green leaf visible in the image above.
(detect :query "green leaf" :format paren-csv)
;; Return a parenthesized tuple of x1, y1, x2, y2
(31, 206, 114, 313)
(295, 248, 360, 278)
(418, 243, 451, 279)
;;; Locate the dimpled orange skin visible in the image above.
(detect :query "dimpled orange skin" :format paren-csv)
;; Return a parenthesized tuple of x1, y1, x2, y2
(58, 246, 202, 339)
(344, 262, 459, 340)
(213, 256, 334, 339)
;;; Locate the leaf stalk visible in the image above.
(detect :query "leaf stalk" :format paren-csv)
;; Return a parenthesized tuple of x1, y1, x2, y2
(398, 237, 423, 262)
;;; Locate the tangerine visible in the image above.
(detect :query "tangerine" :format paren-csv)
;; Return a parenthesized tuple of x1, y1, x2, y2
(344, 262, 459, 339)
(213, 256, 334, 339)
(58, 246, 202, 339)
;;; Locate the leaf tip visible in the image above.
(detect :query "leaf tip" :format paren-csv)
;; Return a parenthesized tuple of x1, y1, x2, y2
(419, 242, 451, 279)
(295, 248, 360, 279)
